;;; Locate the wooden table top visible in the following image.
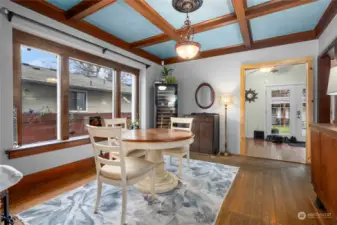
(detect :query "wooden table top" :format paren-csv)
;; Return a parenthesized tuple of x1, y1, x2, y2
(122, 128, 193, 143)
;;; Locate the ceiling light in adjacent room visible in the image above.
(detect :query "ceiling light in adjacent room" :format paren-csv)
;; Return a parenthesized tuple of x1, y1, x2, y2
(260, 67, 273, 73)
(46, 77, 57, 83)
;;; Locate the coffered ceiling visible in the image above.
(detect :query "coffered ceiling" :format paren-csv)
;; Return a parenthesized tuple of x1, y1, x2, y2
(13, 0, 337, 64)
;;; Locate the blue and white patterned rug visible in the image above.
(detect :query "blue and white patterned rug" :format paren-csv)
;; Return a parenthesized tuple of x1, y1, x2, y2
(18, 157, 239, 225)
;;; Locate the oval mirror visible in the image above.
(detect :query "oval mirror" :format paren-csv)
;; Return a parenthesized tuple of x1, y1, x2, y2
(195, 83, 215, 109)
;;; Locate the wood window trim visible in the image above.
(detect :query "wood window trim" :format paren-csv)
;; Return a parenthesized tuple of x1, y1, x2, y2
(9, 29, 140, 159)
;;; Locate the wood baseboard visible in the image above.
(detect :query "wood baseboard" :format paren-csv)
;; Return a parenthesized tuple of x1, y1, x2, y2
(9, 157, 95, 195)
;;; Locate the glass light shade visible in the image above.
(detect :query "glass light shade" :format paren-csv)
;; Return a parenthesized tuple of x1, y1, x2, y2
(327, 67, 337, 95)
(175, 41, 200, 59)
(220, 94, 233, 106)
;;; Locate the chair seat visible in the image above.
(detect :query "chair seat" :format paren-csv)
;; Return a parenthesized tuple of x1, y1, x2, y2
(100, 158, 155, 180)
(126, 149, 146, 158)
(163, 147, 188, 156)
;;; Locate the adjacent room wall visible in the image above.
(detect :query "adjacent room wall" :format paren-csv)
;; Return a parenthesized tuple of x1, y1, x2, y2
(0, 0, 161, 174)
(169, 41, 318, 154)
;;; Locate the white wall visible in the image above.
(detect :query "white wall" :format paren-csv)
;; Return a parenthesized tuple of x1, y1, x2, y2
(245, 64, 306, 138)
(0, 0, 161, 174)
(170, 40, 318, 154)
(319, 14, 337, 55)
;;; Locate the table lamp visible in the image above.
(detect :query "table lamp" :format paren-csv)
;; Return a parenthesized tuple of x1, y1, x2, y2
(220, 94, 233, 156)
(327, 66, 337, 124)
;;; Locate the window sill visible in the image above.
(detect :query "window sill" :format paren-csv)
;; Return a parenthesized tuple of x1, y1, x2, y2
(6, 136, 94, 159)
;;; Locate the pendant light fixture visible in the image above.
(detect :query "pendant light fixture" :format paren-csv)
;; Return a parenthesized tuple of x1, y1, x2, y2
(173, 0, 203, 60)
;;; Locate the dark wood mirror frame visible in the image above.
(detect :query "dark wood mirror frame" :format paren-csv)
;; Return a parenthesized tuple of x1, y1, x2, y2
(195, 83, 215, 109)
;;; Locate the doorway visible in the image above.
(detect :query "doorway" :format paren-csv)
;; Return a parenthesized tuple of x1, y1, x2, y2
(265, 84, 306, 142)
(240, 57, 313, 164)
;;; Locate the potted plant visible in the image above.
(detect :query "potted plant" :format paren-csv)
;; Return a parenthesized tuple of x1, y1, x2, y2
(162, 65, 177, 84)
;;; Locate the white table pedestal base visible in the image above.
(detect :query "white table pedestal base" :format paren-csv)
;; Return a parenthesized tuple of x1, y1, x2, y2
(134, 149, 178, 193)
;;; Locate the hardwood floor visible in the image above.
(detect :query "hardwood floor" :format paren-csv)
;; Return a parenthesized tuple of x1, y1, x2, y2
(8, 154, 334, 225)
(246, 138, 307, 164)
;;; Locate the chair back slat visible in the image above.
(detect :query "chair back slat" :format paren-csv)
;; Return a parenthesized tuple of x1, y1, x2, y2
(104, 118, 127, 129)
(170, 117, 194, 131)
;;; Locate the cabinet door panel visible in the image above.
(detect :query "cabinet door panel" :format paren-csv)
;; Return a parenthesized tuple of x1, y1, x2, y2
(199, 122, 213, 154)
(190, 121, 200, 153)
(310, 129, 321, 192)
(320, 134, 333, 202)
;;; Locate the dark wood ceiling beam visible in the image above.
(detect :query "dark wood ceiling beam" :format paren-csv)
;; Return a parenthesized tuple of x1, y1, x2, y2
(132, 0, 314, 48)
(315, 1, 337, 38)
(131, 14, 238, 48)
(65, 0, 117, 21)
(124, 0, 179, 41)
(164, 30, 316, 64)
(246, 0, 316, 20)
(232, 0, 252, 48)
(12, 0, 162, 64)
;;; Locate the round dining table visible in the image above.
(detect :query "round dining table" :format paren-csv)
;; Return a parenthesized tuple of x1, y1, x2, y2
(122, 128, 194, 194)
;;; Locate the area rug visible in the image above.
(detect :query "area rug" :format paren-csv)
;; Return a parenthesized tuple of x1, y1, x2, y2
(18, 157, 239, 225)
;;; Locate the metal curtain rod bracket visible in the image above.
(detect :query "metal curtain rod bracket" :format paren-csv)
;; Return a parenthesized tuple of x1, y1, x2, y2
(0, 7, 151, 69)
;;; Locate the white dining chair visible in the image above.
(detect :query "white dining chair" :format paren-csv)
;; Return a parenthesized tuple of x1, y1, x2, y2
(87, 125, 156, 225)
(104, 118, 146, 158)
(162, 117, 194, 177)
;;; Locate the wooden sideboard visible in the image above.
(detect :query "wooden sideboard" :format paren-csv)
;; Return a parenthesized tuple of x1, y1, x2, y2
(311, 124, 337, 220)
(185, 113, 219, 155)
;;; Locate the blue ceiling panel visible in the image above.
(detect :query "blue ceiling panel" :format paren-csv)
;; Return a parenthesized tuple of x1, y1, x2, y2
(145, 0, 234, 29)
(84, 1, 163, 43)
(142, 41, 177, 59)
(45, 0, 82, 11)
(247, 0, 270, 7)
(194, 23, 243, 51)
(250, 0, 331, 41)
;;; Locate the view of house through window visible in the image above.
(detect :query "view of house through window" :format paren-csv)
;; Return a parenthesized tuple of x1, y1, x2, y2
(14, 38, 139, 147)
(120, 72, 136, 123)
(20, 45, 59, 145)
(69, 58, 115, 137)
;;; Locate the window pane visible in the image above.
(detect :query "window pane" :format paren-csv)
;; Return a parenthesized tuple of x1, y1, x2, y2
(120, 72, 137, 128)
(69, 58, 115, 137)
(20, 45, 58, 145)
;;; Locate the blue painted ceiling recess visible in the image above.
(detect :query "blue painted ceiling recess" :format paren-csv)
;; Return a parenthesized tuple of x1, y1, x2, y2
(145, 0, 234, 29)
(143, 41, 178, 59)
(45, 0, 82, 11)
(194, 23, 243, 51)
(250, 0, 331, 41)
(84, 1, 163, 43)
(247, 0, 271, 8)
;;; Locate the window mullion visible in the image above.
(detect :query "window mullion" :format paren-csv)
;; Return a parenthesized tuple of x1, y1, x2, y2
(58, 54, 69, 140)
(13, 42, 22, 146)
(115, 69, 121, 118)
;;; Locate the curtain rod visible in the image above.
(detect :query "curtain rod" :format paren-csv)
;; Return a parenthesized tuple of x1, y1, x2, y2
(0, 7, 151, 69)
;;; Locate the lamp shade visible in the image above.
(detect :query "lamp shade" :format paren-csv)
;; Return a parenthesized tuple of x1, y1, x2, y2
(327, 67, 337, 95)
(220, 94, 233, 105)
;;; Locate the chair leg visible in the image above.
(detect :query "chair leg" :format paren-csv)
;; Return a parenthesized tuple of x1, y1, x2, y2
(187, 151, 190, 168)
(151, 169, 156, 200)
(94, 180, 102, 213)
(178, 156, 183, 177)
(121, 186, 127, 225)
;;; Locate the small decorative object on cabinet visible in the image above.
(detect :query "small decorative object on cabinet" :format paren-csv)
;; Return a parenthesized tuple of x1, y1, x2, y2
(185, 113, 219, 155)
(154, 84, 178, 128)
(310, 124, 337, 220)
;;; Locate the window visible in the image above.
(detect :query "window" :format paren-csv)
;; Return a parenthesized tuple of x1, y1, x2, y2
(68, 58, 115, 137)
(18, 45, 59, 145)
(11, 30, 140, 157)
(69, 90, 87, 111)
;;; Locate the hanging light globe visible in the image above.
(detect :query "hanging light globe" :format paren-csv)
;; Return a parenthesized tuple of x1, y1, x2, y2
(175, 40, 200, 59)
